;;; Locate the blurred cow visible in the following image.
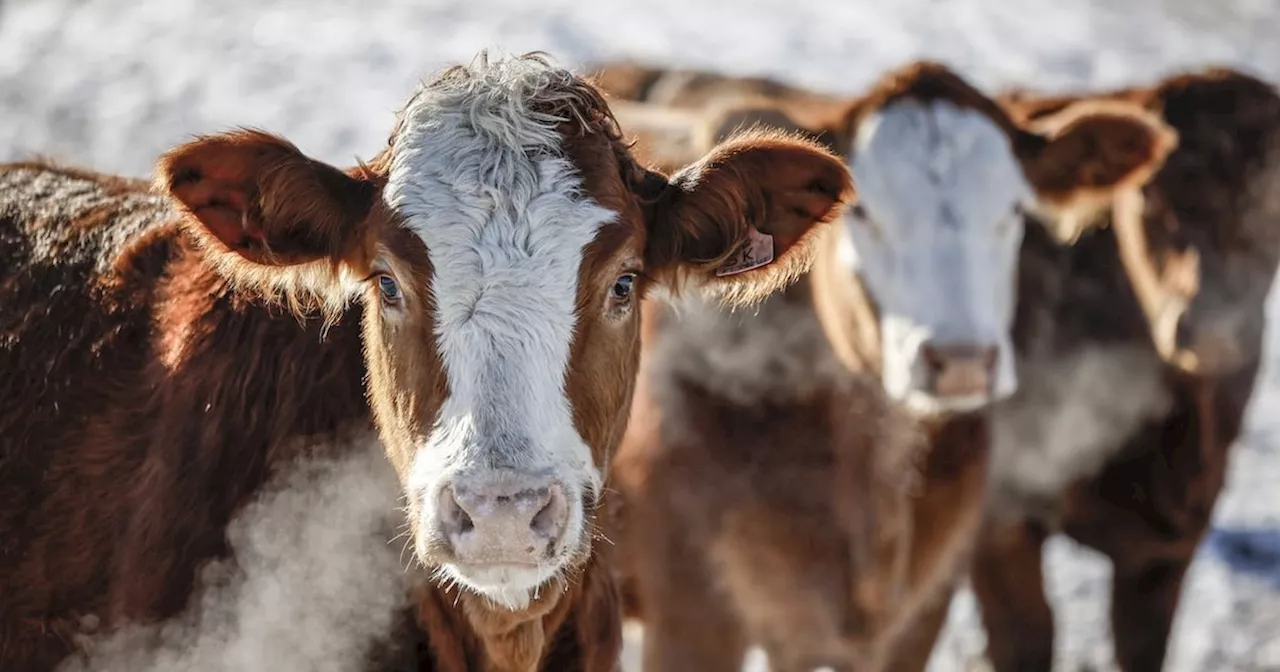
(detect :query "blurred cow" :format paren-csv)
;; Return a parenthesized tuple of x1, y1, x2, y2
(972, 69, 1280, 672)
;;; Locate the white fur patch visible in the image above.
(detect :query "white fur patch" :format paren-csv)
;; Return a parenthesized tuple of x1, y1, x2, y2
(381, 55, 612, 604)
(842, 98, 1030, 412)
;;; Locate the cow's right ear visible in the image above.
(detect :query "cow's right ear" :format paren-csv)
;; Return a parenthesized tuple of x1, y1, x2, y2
(157, 129, 378, 270)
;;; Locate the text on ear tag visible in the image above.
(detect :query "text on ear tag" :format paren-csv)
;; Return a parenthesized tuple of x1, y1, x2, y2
(714, 228, 775, 277)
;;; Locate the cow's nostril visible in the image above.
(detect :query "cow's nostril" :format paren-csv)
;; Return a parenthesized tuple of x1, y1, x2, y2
(530, 483, 568, 541)
(439, 487, 474, 537)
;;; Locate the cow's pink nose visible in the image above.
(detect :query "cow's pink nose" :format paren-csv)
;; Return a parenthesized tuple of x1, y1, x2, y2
(438, 472, 569, 564)
(920, 341, 998, 398)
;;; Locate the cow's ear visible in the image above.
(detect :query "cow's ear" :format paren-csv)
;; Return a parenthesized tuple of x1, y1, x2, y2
(1018, 101, 1177, 213)
(643, 128, 855, 307)
(158, 128, 377, 269)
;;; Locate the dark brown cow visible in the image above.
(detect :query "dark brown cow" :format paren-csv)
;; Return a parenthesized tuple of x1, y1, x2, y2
(968, 69, 1280, 672)
(0, 52, 854, 671)
(604, 62, 1175, 671)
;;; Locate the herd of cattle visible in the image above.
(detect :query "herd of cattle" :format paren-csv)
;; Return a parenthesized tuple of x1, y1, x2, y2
(1, 50, 1278, 672)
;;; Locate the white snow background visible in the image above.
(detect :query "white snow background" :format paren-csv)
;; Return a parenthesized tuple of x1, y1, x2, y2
(3, 0, 1279, 670)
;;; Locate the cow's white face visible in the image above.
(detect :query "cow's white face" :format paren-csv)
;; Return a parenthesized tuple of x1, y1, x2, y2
(380, 64, 619, 607)
(843, 99, 1026, 415)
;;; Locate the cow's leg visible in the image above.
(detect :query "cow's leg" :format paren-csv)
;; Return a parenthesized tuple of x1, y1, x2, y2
(1065, 383, 1233, 672)
(636, 518, 746, 672)
(882, 414, 991, 672)
(971, 517, 1054, 672)
(1109, 555, 1192, 672)
(639, 576, 745, 672)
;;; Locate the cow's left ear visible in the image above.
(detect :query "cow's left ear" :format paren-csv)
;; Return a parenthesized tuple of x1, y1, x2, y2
(1017, 101, 1178, 213)
(158, 128, 378, 270)
(641, 128, 855, 307)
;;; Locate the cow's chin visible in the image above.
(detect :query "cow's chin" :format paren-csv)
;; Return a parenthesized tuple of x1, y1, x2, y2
(442, 562, 566, 611)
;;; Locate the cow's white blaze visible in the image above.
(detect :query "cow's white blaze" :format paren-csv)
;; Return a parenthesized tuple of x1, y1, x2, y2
(842, 98, 1027, 414)
(382, 57, 612, 607)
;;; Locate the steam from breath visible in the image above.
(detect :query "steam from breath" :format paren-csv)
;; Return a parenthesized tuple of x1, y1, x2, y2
(989, 344, 1174, 515)
(58, 436, 416, 672)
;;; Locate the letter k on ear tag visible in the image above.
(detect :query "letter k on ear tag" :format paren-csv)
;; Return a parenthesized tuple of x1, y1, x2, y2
(714, 228, 776, 277)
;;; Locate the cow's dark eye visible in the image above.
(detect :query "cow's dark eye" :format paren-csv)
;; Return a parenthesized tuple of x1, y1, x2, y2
(611, 274, 635, 301)
(378, 274, 402, 303)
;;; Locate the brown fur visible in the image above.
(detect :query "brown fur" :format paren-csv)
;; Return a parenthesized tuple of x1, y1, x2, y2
(614, 285, 924, 671)
(968, 68, 1280, 672)
(0, 54, 854, 672)
(0, 162, 374, 668)
(605, 60, 1178, 672)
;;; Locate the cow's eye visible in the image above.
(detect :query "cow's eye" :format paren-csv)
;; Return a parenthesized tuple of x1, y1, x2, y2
(610, 274, 635, 301)
(377, 274, 402, 304)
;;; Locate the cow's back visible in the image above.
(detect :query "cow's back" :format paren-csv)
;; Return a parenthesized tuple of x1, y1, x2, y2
(0, 162, 179, 664)
(0, 163, 177, 503)
(0, 160, 377, 670)
(0, 163, 176, 486)
(0, 163, 175, 445)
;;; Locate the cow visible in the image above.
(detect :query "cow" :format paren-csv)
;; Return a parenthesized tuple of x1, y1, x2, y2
(602, 61, 1176, 671)
(966, 69, 1280, 672)
(0, 51, 854, 671)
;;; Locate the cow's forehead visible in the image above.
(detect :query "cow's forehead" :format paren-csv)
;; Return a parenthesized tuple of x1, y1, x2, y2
(381, 56, 621, 263)
(850, 98, 1031, 236)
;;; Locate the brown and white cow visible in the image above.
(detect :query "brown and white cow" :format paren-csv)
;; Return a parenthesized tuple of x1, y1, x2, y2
(0, 52, 854, 671)
(966, 69, 1280, 672)
(602, 61, 1175, 671)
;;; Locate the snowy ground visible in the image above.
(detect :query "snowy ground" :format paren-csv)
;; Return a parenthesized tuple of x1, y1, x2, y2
(3, 0, 1280, 670)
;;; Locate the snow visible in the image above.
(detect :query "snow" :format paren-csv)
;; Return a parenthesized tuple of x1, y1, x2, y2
(2, 0, 1279, 669)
